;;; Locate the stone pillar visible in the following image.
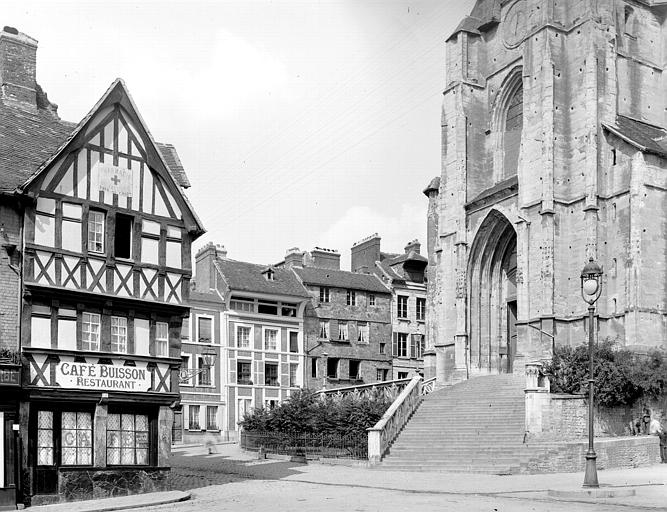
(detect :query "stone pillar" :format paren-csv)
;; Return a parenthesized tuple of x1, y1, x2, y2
(94, 403, 107, 468)
(157, 406, 173, 467)
(524, 362, 550, 435)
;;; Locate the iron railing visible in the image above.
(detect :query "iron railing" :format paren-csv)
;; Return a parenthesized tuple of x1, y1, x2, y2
(240, 430, 368, 460)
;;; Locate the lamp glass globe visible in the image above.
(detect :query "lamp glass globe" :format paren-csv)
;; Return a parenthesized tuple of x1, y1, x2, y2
(583, 278, 599, 296)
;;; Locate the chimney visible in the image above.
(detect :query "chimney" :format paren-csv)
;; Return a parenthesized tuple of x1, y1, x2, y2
(283, 247, 304, 268)
(0, 27, 38, 107)
(195, 242, 227, 290)
(351, 233, 381, 273)
(309, 247, 340, 270)
(404, 239, 421, 254)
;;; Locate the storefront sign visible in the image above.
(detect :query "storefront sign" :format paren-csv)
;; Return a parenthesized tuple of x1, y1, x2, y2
(57, 361, 151, 392)
(0, 366, 20, 386)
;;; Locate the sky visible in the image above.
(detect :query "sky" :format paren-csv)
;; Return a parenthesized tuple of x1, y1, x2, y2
(4, 0, 475, 270)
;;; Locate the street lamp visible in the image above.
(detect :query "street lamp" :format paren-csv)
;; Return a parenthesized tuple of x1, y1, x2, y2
(580, 257, 603, 488)
(179, 345, 217, 384)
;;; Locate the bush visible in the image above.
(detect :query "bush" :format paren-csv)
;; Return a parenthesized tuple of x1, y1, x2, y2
(239, 389, 392, 436)
(543, 340, 667, 407)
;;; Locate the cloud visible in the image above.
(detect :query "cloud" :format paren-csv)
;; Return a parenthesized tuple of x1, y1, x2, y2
(318, 203, 427, 270)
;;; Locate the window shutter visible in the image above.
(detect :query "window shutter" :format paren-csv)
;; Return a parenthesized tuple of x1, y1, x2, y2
(392, 332, 398, 357)
(329, 319, 338, 340)
(410, 334, 418, 359)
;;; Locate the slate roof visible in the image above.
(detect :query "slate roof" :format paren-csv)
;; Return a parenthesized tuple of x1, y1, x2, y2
(0, 98, 192, 194)
(377, 251, 428, 285)
(293, 266, 391, 294)
(603, 115, 667, 158)
(0, 103, 75, 193)
(189, 290, 224, 305)
(446, 0, 500, 41)
(215, 259, 310, 298)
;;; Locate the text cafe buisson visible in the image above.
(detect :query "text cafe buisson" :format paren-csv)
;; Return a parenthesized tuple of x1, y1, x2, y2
(22, 355, 177, 504)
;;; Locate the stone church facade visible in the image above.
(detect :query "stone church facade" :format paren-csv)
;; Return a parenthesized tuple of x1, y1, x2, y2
(425, 0, 666, 384)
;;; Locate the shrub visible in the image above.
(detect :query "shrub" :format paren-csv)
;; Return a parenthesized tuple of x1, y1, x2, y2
(239, 388, 392, 436)
(543, 340, 667, 407)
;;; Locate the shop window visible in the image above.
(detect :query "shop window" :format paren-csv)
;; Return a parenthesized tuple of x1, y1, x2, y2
(264, 328, 278, 351)
(357, 322, 369, 343)
(37, 411, 54, 466)
(197, 357, 211, 386)
(397, 296, 409, 319)
(289, 363, 298, 387)
(61, 412, 92, 465)
(206, 406, 218, 430)
(82, 312, 101, 351)
(319, 320, 329, 339)
(237, 361, 252, 385)
(111, 316, 128, 353)
(107, 413, 150, 465)
(346, 290, 356, 306)
(35, 197, 56, 247)
(289, 331, 299, 353)
(236, 325, 251, 348)
(61, 202, 82, 253)
(319, 287, 330, 303)
(327, 358, 339, 379)
(88, 210, 105, 254)
(349, 360, 360, 380)
(156, 322, 169, 356)
(416, 298, 426, 321)
(198, 317, 212, 343)
(265, 363, 279, 386)
(114, 214, 133, 259)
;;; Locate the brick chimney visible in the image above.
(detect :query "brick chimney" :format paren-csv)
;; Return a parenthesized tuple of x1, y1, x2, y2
(351, 233, 381, 273)
(404, 239, 421, 254)
(0, 27, 37, 106)
(195, 242, 227, 290)
(309, 247, 340, 270)
(283, 247, 304, 268)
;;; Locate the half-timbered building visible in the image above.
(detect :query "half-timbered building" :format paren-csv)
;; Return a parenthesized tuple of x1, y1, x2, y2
(0, 26, 204, 505)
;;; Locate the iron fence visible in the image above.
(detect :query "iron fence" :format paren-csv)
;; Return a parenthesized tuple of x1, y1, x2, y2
(240, 430, 367, 460)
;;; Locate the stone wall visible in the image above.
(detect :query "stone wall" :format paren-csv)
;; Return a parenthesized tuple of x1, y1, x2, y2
(525, 436, 660, 474)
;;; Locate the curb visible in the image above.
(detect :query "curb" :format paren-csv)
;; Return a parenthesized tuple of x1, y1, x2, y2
(28, 491, 191, 512)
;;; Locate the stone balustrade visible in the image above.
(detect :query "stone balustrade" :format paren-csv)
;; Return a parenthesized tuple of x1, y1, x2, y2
(367, 375, 422, 464)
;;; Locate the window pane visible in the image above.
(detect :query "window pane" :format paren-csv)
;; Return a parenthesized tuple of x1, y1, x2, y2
(88, 211, 105, 253)
(141, 237, 159, 265)
(198, 318, 212, 342)
(62, 219, 82, 252)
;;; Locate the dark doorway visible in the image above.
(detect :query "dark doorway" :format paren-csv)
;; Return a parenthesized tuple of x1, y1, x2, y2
(0, 411, 17, 510)
(114, 214, 133, 259)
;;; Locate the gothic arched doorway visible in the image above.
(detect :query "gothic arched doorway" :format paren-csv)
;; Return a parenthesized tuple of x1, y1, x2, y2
(468, 211, 517, 374)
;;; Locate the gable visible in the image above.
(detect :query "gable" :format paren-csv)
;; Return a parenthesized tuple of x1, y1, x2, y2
(19, 79, 204, 234)
(38, 105, 183, 219)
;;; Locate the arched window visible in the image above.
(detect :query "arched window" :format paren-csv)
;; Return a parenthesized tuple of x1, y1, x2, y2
(503, 84, 523, 177)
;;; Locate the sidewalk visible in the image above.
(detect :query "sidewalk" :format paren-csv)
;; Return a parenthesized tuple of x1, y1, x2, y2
(27, 490, 190, 512)
(175, 442, 667, 509)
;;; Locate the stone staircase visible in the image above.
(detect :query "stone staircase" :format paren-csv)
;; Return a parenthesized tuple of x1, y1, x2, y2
(379, 374, 531, 473)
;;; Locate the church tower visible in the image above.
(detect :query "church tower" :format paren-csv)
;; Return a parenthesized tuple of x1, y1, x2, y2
(426, 0, 666, 384)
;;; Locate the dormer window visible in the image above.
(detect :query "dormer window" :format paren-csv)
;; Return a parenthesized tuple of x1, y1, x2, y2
(263, 268, 275, 281)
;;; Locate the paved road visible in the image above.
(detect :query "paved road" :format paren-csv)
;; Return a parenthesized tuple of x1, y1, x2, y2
(160, 444, 667, 512)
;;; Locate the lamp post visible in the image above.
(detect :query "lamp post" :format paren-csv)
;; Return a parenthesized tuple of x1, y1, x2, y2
(179, 345, 217, 383)
(580, 257, 603, 488)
